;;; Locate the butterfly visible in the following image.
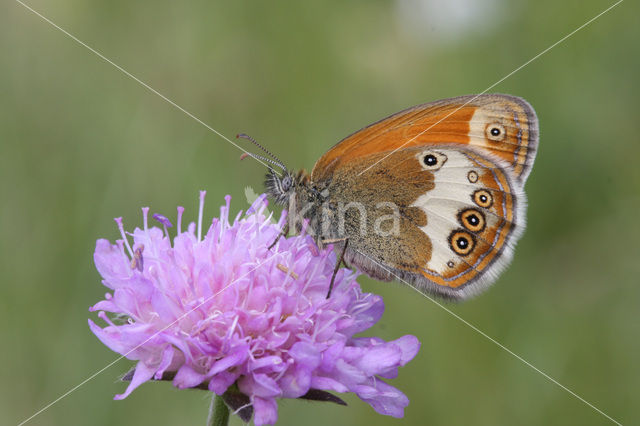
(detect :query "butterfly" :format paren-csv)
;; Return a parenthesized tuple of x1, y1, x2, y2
(245, 94, 538, 301)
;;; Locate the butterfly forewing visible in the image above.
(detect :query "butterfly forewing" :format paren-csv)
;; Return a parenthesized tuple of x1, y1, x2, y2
(311, 94, 538, 185)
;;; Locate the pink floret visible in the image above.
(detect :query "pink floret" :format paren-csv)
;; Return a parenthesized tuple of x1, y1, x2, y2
(89, 193, 420, 425)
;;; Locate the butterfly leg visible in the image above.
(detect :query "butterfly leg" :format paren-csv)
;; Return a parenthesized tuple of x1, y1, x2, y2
(268, 222, 289, 250)
(326, 238, 348, 299)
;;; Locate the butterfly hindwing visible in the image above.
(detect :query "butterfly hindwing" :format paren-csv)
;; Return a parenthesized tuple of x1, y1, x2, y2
(317, 145, 525, 300)
(410, 147, 524, 299)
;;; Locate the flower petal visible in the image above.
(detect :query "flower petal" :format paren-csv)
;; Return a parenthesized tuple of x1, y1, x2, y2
(253, 397, 278, 426)
(94, 239, 132, 288)
(173, 364, 206, 389)
(208, 370, 238, 395)
(114, 361, 156, 400)
(284, 367, 312, 398)
(239, 373, 281, 398)
(352, 343, 401, 376)
(357, 380, 409, 418)
(392, 335, 421, 365)
(288, 341, 321, 370)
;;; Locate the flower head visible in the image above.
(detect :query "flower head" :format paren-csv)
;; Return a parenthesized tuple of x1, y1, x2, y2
(89, 192, 420, 425)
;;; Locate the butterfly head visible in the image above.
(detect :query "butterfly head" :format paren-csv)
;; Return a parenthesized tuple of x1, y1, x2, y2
(236, 133, 303, 205)
(265, 167, 314, 206)
(265, 167, 294, 205)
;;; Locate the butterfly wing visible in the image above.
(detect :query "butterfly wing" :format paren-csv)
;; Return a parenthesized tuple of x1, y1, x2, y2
(310, 94, 537, 300)
(407, 146, 525, 299)
(324, 145, 525, 300)
(311, 94, 538, 185)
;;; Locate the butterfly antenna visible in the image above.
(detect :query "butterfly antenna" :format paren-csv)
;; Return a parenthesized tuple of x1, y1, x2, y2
(240, 151, 286, 172)
(236, 133, 286, 170)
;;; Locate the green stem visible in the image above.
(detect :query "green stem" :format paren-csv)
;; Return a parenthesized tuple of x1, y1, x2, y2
(207, 394, 230, 426)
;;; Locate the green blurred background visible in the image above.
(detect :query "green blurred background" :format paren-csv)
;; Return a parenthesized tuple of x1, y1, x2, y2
(1, 0, 638, 424)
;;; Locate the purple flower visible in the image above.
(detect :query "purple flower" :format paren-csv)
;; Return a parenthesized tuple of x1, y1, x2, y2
(89, 191, 420, 425)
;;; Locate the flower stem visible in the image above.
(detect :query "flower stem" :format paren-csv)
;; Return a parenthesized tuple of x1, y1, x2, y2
(207, 394, 230, 426)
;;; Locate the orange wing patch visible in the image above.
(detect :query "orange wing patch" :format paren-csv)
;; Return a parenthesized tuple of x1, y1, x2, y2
(311, 94, 538, 185)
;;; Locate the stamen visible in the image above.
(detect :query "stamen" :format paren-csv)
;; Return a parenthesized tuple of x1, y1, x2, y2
(153, 213, 173, 228)
(276, 264, 299, 279)
(153, 213, 173, 238)
(114, 217, 134, 258)
(320, 238, 345, 244)
(308, 244, 319, 257)
(142, 207, 150, 231)
(198, 190, 206, 241)
(223, 195, 231, 226)
(98, 311, 117, 327)
(114, 239, 132, 271)
(247, 193, 267, 215)
(277, 210, 288, 229)
(232, 403, 253, 416)
(299, 217, 310, 235)
(177, 206, 184, 234)
(219, 195, 231, 240)
(131, 244, 144, 272)
(226, 315, 240, 340)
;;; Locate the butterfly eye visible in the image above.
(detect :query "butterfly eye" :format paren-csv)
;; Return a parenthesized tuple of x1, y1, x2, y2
(486, 123, 506, 141)
(459, 208, 485, 233)
(418, 151, 447, 171)
(472, 189, 493, 208)
(449, 230, 475, 256)
(281, 175, 292, 191)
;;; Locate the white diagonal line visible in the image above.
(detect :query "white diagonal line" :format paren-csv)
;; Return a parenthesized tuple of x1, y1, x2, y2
(14, 1, 625, 424)
(357, 0, 624, 177)
(14, 0, 280, 175)
(17, 252, 282, 426)
(352, 249, 622, 425)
